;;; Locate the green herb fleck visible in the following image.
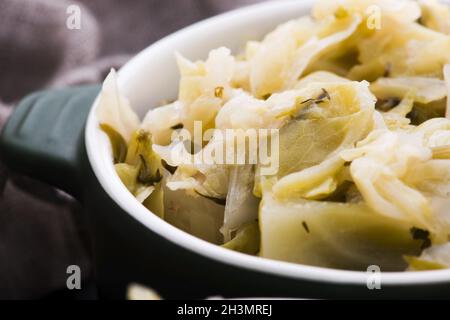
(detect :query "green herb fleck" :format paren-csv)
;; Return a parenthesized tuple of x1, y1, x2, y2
(262, 93, 272, 100)
(171, 123, 184, 130)
(300, 88, 330, 105)
(195, 191, 226, 206)
(410, 227, 431, 250)
(302, 221, 310, 233)
(100, 123, 128, 164)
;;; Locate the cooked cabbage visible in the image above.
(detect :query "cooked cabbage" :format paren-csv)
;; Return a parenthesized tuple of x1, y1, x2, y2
(406, 242, 450, 270)
(270, 80, 375, 199)
(419, 0, 450, 34)
(444, 64, 450, 118)
(221, 165, 259, 241)
(260, 192, 423, 270)
(313, 0, 421, 23)
(370, 77, 447, 104)
(98, 0, 450, 271)
(97, 69, 140, 142)
(249, 14, 361, 98)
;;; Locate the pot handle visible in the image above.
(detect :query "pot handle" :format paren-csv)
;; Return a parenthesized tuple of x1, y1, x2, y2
(0, 85, 100, 199)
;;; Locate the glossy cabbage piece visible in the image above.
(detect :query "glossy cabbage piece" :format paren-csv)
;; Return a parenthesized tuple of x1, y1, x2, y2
(370, 77, 447, 125)
(341, 118, 450, 240)
(259, 193, 423, 271)
(267, 80, 375, 200)
(113, 135, 165, 215)
(115, 163, 140, 195)
(160, 161, 230, 200)
(249, 13, 361, 98)
(406, 242, 450, 270)
(97, 70, 164, 210)
(248, 17, 317, 98)
(444, 64, 450, 118)
(140, 48, 234, 146)
(378, 93, 415, 130)
(221, 165, 259, 242)
(100, 123, 128, 164)
(176, 48, 234, 135)
(164, 187, 225, 244)
(222, 222, 260, 255)
(295, 71, 350, 88)
(96, 69, 140, 142)
(143, 181, 164, 219)
(370, 77, 447, 104)
(348, 16, 450, 80)
(405, 257, 447, 270)
(419, 0, 450, 34)
(313, 0, 421, 24)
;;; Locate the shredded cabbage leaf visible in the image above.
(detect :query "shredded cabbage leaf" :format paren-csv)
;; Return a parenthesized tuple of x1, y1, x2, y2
(221, 165, 259, 241)
(419, 0, 450, 34)
(260, 192, 423, 270)
(97, 69, 140, 142)
(269, 81, 375, 200)
(406, 242, 450, 270)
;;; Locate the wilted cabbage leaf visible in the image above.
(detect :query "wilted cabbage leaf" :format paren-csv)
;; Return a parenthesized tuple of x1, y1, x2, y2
(164, 187, 225, 244)
(405, 242, 450, 270)
(143, 181, 164, 219)
(97, 69, 140, 142)
(380, 92, 415, 129)
(419, 0, 450, 34)
(370, 77, 447, 104)
(313, 0, 421, 24)
(349, 16, 450, 80)
(222, 222, 260, 255)
(295, 71, 350, 89)
(249, 14, 361, 98)
(260, 192, 423, 271)
(341, 118, 450, 241)
(140, 100, 185, 146)
(268, 81, 375, 199)
(444, 64, 450, 118)
(221, 165, 259, 241)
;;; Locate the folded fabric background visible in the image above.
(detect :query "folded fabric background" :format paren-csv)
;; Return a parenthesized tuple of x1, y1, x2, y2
(0, 0, 260, 299)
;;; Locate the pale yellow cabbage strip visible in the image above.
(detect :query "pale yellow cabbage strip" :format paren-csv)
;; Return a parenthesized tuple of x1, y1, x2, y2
(97, 69, 140, 142)
(370, 77, 447, 104)
(444, 64, 450, 119)
(284, 15, 362, 91)
(273, 156, 345, 200)
(419, 0, 450, 34)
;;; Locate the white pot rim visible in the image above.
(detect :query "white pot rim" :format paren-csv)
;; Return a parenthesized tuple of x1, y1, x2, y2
(85, 0, 450, 287)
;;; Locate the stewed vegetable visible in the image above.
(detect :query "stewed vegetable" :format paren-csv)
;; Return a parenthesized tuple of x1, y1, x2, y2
(98, 0, 450, 271)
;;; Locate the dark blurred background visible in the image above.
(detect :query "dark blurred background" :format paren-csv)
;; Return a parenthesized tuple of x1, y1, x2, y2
(0, 0, 262, 299)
